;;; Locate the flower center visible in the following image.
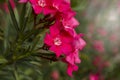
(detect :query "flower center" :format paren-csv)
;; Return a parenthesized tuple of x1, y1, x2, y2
(38, 0, 46, 7)
(54, 38, 62, 46)
(53, 3, 59, 10)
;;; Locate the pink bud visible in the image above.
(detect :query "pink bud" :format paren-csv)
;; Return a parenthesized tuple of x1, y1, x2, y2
(51, 70, 59, 80)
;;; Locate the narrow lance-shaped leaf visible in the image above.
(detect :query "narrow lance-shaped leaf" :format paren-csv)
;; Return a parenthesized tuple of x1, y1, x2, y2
(30, 36, 41, 52)
(22, 29, 39, 41)
(20, 4, 26, 31)
(0, 28, 3, 33)
(8, 1, 20, 33)
(13, 63, 19, 80)
(0, 56, 7, 64)
(71, 0, 88, 11)
(21, 4, 31, 32)
(0, 26, 4, 40)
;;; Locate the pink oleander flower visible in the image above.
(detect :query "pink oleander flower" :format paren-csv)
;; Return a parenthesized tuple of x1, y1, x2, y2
(62, 17, 79, 28)
(97, 28, 107, 37)
(65, 33, 86, 65)
(64, 0, 70, 3)
(2, 3, 9, 12)
(93, 56, 102, 67)
(112, 47, 119, 54)
(51, 70, 60, 80)
(89, 73, 99, 80)
(54, 9, 76, 26)
(62, 56, 79, 77)
(53, 16, 79, 37)
(109, 34, 118, 42)
(67, 63, 78, 77)
(29, 0, 51, 14)
(19, 0, 28, 3)
(44, 23, 74, 57)
(93, 56, 110, 69)
(44, 19, 86, 76)
(65, 35, 86, 76)
(62, 17, 79, 36)
(26, 0, 73, 15)
(93, 40, 105, 53)
(44, 23, 86, 76)
(66, 50, 81, 65)
(73, 34, 86, 50)
(19, 0, 29, 3)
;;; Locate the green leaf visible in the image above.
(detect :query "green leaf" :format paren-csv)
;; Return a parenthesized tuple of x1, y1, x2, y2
(0, 56, 7, 63)
(20, 4, 27, 32)
(21, 4, 31, 32)
(0, 36, 3, 40)
(13, 64, 19, 80)
(30, 36, 41, 51)
(22, 29, 39, 41)
(30, 61, 41, 67)
(71, 0, 88, 11)
(0, 28, 3, 33)
(8, 1, 20, 33)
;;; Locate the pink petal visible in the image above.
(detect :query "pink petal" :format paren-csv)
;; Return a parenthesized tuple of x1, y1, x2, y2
(29, 0, 44, 14)
(50, 46, 62, 57)
(62, 9, 76, 19)
(43, 7, 57, 15)
(74, 34, 86, 50)
(30, 0, 38, 4)
(19, 0, 28, 3)
(66, 54, 74, 65)
(67, 64, 78, 77)
(63, 17, 79, 28)
(61, 43, 73, 55)
(44, 33, 53, 46)
(50, 23, 60, 37)
(64, 27, 76, 37)
(32, 5, 43, 14)
(58, 2, 70, 12)
(66, 50, 81, 65)
(74, 50, 81, 64)
(60, 30, 74, 43)
(64, 0, 70, 3)
(89, 73, 99, 80)
(78, 37, 86, 50)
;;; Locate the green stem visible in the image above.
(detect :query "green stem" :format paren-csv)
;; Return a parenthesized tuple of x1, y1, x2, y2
(13, 63, 19, 80)
(0, 50, 63, 69)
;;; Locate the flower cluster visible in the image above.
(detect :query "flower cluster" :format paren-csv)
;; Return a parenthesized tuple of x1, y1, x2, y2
(89, 56, 110, 80)
(19, 0, 86, 76)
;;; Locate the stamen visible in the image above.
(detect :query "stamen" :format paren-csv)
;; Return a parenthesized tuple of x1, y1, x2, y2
(54, 37, 62, 46)
(38, 0, 46, 7)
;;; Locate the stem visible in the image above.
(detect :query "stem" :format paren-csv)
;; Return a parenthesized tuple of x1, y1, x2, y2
(34, 14, 37, 27)
(13, 63, 19, 80)
(0, 52, 62, 69)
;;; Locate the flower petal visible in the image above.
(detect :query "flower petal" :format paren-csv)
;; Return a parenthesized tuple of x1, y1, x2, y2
(67, 64, 78, 77)
(61, 43, 73, 54)
(44, 33, 53, 46)
(50, 46, 62, 57)
(19, 0, 28, 3)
